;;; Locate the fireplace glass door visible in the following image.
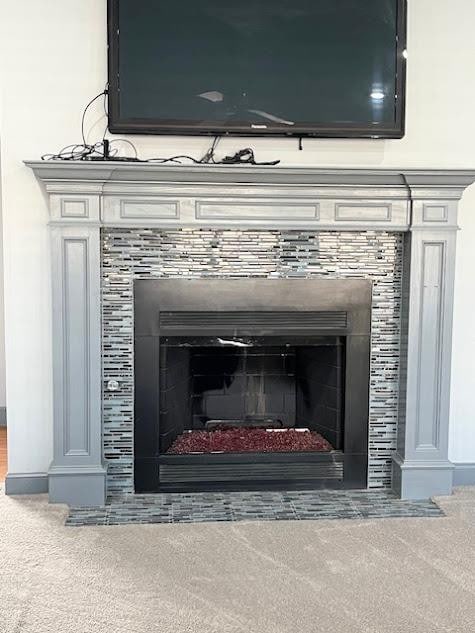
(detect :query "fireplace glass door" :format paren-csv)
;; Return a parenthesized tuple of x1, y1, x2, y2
(159, 336, 345, 457)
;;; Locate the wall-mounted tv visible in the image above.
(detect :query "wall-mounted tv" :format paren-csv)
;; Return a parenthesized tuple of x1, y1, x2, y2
(107, 0, 407, 139)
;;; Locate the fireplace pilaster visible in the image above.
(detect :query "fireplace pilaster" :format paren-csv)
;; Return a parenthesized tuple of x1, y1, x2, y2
(392, 177, 464, 498)
(48, 220, 106, 505)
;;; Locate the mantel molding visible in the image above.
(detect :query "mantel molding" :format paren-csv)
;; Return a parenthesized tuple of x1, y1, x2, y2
(25, 161, 475, 232)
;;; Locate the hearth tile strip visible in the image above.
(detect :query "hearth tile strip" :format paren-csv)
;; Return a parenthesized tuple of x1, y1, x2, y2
(66, 490, 443, 526)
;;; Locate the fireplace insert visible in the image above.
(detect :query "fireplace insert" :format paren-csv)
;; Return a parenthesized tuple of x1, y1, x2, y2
(134, 279, 371, 492)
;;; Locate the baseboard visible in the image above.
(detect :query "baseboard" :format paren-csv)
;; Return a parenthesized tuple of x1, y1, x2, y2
(453, 463, 475, 486)
(0, 407, 6, 427)
(5, 472, 49, 495)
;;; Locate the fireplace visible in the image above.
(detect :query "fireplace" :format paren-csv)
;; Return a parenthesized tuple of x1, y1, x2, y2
(26, 162, 475, 505)
(134, 279, 371, 492)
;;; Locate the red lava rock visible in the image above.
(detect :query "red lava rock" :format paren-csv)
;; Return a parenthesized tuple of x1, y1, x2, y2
(167, 427, 333, 454)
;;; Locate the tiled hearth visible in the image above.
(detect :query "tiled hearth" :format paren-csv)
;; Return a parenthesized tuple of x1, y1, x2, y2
(66, 489, 443, 526)
(23, 162, 475, 507)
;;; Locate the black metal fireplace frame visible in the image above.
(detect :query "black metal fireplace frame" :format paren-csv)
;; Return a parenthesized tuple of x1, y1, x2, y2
(134, 279, 372, 492)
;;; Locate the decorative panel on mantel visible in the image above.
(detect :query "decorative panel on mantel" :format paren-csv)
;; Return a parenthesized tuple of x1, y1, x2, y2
(101, 228, 403, 496)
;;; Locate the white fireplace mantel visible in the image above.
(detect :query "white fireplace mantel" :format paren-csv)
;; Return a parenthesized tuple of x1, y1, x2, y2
(25, 161, 475, 505)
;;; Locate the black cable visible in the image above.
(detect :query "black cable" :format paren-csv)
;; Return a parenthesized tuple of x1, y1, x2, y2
(109, 138, 138, 158)
(200, 136, 220, 164)
(102, 85, 109, 143)
(220, 148, 280, 166)
(147, 136, 280, 166)
(81, 90, 107, 146)
(147, 136, 221, 166)
(42, 88, 109, 161)
(42, 90, 280, 166)
(41, 141, 106, 161)
(147, 155, 202, 164)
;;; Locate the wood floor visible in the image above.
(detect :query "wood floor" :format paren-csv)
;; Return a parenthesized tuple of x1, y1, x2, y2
(0, 427, 7, 481)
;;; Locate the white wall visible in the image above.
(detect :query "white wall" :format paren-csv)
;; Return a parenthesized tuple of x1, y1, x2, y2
(0, 0, 474, 474)
(0, 132, 6, 417)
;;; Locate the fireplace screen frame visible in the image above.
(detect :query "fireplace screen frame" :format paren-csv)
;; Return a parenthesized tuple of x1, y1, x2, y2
(134, 278, 372, 492)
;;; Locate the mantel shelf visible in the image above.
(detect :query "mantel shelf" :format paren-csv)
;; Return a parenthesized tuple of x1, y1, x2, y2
(26, 160, 475, 233)
(25, 160, 475, 190)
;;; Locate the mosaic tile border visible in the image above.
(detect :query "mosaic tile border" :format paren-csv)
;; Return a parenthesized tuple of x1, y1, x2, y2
(101, 229, 403, 495)
(66, 490, 443, 526)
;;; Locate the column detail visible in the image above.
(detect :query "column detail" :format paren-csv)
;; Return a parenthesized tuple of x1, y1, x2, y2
(48, 213, 106, 505)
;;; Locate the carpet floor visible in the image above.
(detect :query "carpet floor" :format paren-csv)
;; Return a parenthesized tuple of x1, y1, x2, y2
(1, 484, 474, 633)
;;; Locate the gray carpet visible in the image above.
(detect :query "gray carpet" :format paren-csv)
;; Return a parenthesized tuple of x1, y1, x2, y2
(1, 483, 474, 633)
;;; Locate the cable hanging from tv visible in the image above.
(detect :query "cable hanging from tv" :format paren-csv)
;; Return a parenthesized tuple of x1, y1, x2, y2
(41, 89, 280, 166)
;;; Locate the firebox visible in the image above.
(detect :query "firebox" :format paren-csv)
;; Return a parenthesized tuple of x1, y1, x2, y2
(134, 279, 371, 492)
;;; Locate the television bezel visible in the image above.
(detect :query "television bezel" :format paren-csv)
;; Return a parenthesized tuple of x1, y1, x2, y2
(107, 0, 407, 139)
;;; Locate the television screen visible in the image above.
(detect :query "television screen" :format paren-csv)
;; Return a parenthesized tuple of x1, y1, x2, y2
(107, 0, 406, 138)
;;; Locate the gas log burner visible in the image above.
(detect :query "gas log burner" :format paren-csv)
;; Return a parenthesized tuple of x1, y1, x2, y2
(134, 278, 371, 492)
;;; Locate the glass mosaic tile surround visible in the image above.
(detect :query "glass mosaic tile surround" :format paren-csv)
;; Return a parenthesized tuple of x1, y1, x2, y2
(102, 229, 403, 496)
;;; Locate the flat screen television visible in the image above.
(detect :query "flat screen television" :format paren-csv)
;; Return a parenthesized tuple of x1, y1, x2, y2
(107, 0, 407, 138)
